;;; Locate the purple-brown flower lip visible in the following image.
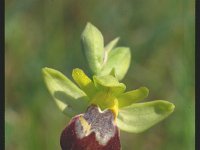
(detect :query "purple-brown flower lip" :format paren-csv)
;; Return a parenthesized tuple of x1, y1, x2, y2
(60, 105, 121, 150)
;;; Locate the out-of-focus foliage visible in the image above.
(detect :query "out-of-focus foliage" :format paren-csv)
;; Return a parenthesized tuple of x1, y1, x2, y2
(5, 0, 194, 150)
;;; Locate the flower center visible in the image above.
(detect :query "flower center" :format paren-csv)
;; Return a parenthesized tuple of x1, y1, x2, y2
(89, 91, 119, 118)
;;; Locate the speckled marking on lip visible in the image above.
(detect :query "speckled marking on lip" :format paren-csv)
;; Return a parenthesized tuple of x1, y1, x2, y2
(75, 105, 116, 146)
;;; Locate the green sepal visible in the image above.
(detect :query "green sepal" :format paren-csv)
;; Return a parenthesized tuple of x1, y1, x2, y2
(81, 22, 104, 74)
(42, 67, 89, 117)
(93, 75, 126, 96)
(104, 37, 120, 53)
(116, 100, 175, 133)
(72, 68, 97, 98)
(100, 47, 131, 81)
(102, 37, 120, 67)
(118, 87, 149, 108)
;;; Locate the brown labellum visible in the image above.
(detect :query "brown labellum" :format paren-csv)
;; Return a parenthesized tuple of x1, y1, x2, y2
(60, 105, 121, 150)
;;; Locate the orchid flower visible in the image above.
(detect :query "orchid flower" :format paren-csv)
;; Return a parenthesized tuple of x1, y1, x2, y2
(42, 23, 175, 150)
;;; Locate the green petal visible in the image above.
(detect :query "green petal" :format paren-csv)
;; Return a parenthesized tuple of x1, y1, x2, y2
(100, 47, 131, 81)
(81, 22, 104, 74)
(117, 100, 175, 133)
(42, 67, 89, 117)
(72, 68, 97, 98)
(93, 75, 126, 96)
(118, 87, 149, 108)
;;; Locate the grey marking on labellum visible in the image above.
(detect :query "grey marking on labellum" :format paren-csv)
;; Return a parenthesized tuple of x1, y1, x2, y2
(75, 105, 116, 146)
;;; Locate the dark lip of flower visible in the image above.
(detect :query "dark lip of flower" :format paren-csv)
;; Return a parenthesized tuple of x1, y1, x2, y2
(60, 105, 121, 150)
(76, 105, 116, 145)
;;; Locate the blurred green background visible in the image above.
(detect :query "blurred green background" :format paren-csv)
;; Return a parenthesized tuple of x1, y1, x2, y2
(5, 0, 194, 150)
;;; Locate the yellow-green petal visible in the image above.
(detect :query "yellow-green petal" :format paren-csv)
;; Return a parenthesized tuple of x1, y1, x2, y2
(42, 67, 89, 117)
(72, 68, 97, 98)
(117, 100, 175, 133)
(118, 87, 149, 108)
